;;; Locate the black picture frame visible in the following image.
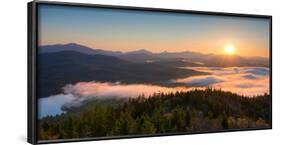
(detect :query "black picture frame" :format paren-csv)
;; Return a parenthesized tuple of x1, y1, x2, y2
(28, 1, 272, 144)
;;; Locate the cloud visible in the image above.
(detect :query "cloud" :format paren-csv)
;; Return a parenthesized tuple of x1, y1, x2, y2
(242, 74, 258, 79)
(173, 67, 269, 96)
(174, 76, 224, 86)
(244, 67, 269, 76)
(39, 67, 270, 118)
(62, 82, 185, 99)
(38, 82, 192, 118)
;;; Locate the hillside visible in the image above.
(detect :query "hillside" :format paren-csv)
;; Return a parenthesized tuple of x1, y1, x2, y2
(38, 51, 206, 97)
(38, 89, 271, 140)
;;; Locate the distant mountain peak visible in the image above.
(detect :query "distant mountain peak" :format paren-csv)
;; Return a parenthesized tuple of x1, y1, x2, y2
(160, 51, 169, 54)
(39, 43, 96, 54)
(43, 43, 85, 47)
(127, 49, 152, 54)
(64, 42, 83, 46)
(66, 42, 78, 45)
(40, 43, 90, 48)
(64, 43, 95, 49)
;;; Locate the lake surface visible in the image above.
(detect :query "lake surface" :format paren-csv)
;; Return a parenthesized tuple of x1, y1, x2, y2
(38, 66, 269, 118)
(38, 94, 77, 118)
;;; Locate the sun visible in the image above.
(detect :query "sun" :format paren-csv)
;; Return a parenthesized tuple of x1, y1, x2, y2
(224, 45, 235, 55)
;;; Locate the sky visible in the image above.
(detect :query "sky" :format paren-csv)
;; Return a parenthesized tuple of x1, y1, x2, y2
(38, 4, 270, 57)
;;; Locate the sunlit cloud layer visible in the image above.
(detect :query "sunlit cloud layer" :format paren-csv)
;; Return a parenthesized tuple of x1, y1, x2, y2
(38, 82, 193, 118)
(172, 67, 269, 96)
(38, 67, 269, 118)
(62, 82, 188, 99)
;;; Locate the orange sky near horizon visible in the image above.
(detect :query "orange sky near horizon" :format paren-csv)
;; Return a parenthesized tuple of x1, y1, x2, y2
(38, 4, 270, 58)
(41, 35, 269, 58)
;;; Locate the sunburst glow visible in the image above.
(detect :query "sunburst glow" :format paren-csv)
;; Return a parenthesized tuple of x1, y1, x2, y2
(224, 45, 235, 55)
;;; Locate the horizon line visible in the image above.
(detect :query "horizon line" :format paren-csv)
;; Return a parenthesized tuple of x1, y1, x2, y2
(39, 42, 270, 59)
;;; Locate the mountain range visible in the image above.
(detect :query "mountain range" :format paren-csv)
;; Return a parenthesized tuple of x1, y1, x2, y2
(38, 43, 269, 97)
(39, 43, 269, 67)
(38, 50, 206, 97)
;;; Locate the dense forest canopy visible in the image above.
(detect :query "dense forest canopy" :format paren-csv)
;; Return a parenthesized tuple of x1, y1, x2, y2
(38, 88, 271, 140)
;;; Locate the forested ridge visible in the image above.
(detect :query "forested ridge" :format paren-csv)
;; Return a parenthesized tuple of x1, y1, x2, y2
(38, 88, 271, 140)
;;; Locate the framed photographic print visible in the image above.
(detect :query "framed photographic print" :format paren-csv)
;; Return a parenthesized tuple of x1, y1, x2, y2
(28, 1, 272, 144)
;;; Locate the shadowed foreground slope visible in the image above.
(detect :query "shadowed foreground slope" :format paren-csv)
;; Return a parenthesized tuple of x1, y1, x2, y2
(38, 88, 271, 140)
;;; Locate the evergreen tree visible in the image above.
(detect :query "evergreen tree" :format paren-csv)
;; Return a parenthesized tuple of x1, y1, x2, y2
(140, 114, 156, 134)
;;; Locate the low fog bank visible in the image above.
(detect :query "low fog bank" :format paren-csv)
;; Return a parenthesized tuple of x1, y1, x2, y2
(38, 67, 269, 118)
(173, 67, 269, 96)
